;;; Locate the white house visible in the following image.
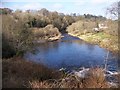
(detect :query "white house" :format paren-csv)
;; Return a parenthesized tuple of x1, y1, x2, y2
(93, 23, 108, 32)
(98, 23, 108, 29)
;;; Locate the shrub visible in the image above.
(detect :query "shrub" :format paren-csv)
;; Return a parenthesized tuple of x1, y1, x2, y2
(66, 20, 96, 35)
(3, 57, 62, 88)
(104, 20, 118, 36)
(29, 68, 109, 88)
(2, 15, 33, 58)
(82, 68, 108, 88)
(32, 24, 61, 40)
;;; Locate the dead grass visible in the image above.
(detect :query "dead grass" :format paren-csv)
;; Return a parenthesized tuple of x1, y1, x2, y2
(3, 57, 114, 88)
(2, 57, 62, 88)
(32, 24, 61, 41)
(29, 67, 109, 88)
(114, 74, 120, 87)
(66, 20, 96, 35)
(82, 68, 108, 88)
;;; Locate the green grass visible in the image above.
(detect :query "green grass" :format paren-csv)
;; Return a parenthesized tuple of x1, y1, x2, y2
(69, 32, 118, 53)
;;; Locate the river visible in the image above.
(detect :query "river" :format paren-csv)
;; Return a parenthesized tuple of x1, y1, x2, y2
(24, 34, 118, 71)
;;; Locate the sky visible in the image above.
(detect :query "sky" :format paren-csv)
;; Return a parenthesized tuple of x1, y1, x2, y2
(1, 0, 119, 17)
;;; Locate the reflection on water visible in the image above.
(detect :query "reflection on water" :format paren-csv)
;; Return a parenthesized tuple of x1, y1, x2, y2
(24, 34, 118, 71)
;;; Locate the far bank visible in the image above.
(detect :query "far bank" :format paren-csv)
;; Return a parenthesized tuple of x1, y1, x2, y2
(68, 32, 118, 54)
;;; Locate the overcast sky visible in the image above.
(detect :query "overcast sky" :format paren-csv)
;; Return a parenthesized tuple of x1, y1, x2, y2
(1, 0, 119, 17)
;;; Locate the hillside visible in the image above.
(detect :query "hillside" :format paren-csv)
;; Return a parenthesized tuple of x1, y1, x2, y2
(67, 20, 118, 53)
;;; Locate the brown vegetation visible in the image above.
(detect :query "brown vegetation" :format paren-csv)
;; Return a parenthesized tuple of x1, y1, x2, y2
(2, 14, 34, 58)
(29, 68, 109, 88)
(66, 20, 97, 35)
(3, 57, 119, 88)
(82, 68, 108, 88)
(32, 24, 61, 42)
(3, 57, 62, 88)
(67, 19, 118, 53)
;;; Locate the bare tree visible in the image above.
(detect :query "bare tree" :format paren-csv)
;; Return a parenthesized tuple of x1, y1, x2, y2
(106, 1, 120, 19)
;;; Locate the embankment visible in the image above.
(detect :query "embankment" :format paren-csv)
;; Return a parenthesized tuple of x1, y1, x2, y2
(68, 32, 118, 53)
(3, 57, 119, 88)
(31, 24, 62, 43)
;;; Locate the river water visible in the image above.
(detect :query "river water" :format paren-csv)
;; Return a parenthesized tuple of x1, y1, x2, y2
(24, 34, 118, 71)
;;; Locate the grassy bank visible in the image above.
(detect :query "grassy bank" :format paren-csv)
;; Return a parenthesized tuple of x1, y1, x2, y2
(68, 32, 118, 53)
(66, 19, 118, 53)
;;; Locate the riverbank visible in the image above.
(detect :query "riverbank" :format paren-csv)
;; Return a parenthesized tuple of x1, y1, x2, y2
(68, 32, 118, 53)
(33, 34, 62, 43)
(3, 57, 62, 88)
(31, 25, 62, 43)
(3, 57, 120, 88)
